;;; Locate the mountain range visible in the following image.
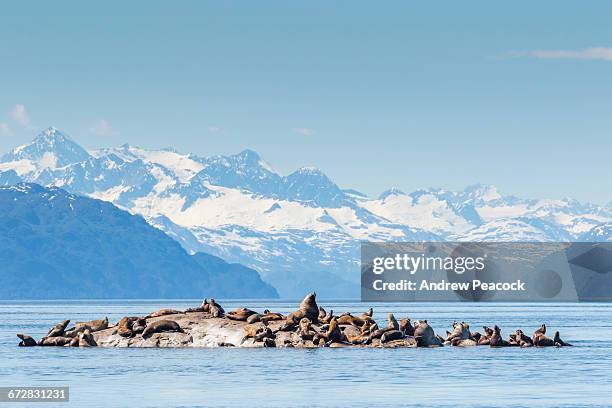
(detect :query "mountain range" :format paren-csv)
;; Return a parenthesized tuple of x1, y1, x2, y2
(0, 183, 278, 299)
(1, 127, 611, 297)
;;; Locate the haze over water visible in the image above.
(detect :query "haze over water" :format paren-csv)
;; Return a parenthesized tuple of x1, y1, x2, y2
(1, 300, 611, 407)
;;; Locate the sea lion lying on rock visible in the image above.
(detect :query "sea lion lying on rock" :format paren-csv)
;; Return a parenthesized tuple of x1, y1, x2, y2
(142, 320, 184, 338)
(17, 334, 37, 347)
(414, 320, 443, 347)
(146, 309, 184, 319)
(260, 310, 284, 323)
(39, 336, 72, 347)
(226, 308, 257, 322)
(76, 317, 108, 332)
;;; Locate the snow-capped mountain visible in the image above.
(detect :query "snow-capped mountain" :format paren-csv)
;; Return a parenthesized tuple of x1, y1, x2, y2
(2, 127, 611, 297)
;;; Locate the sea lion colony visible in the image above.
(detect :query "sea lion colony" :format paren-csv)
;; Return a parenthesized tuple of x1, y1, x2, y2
(16, 293, 572, 349)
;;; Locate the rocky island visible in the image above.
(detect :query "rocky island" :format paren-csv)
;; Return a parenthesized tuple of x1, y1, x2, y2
(17, 293, 572, 349)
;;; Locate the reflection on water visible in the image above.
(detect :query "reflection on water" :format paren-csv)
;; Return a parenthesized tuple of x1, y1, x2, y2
(1, 300, 612, 407)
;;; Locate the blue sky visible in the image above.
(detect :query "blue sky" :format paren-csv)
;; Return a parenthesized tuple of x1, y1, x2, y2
(1, 1, 611, 203)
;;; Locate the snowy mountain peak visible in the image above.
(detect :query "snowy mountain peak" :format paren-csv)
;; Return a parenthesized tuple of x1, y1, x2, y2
(379, 188, 406, 200)
(462, 183, 502, 202)
(1, 127, 91, 172)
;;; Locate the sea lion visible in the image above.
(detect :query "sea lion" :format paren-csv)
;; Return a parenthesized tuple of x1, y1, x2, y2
(447, 321, 471, 345)
(489, 325, 510, 347)
(142, 320, 184, 338)
(554, 331, 572, 347)
(318, 307, 327, 320)
(381, 330, 404, 343)
(146, 309, 184, 319)
(320, 309, 334, 324)
(39, 336, 72, 347)
(246, 314, 262, 324)
(131, 318, 147, 335)
(78, 329, 97, 347)
(297, 318, 318, 341)
(47, 320, 70, 338)
(75, 317, 108, 332)
(261, 310, 284, 322)
(532, 323, 546, 344)
(478, 326, 493, 345)
(399, 318, 414, 336)
(116, 316, 135, 338)
(254, 327, 275, 343)
(337, 313, 371, 327)
(514, 329, 533, 347)
(208, 299, 225, 318)
(185, 299, 211, 313)
(263, 337, 276, 347)
(316, 317, 347, 344)
(362, 307, 373, 319)
(242, 324, 261, 343)
(413, 320, 443, 347)
(226, 307, 257, 322)
(17, 333, 37, 347)
(532, 324, 556, 347)
(285, 292, 319, 324)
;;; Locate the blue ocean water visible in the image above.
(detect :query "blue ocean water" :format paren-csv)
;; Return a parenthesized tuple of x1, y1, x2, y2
(1, 300, 611, 408)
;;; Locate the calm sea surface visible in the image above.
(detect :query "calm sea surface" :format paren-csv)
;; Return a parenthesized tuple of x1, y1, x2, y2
(1, 300, 611, 408)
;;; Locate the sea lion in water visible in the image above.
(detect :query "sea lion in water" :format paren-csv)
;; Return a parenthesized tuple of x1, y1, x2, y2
(17, 334, 37, 347)
(554, 331, 572, 347)
(285, 292, 319, 324)
(142, 320, 184, 338)
(413, 320, 443, 347)
(146, 309, 184, 319)
(47, 320, 70, 338)
(226, 308, 257, 321)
